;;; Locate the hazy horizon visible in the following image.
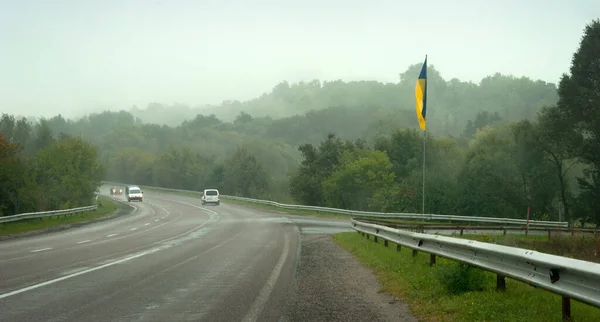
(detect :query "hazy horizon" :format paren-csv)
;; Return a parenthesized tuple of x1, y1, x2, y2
(1, 0, 599, 119)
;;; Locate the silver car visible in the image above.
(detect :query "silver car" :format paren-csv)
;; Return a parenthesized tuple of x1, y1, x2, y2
(201, 189, 220, 206)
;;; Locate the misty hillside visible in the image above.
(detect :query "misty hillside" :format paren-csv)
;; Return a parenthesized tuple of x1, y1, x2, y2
(127, 64, 558, 136)
(1, 63, 562, 204)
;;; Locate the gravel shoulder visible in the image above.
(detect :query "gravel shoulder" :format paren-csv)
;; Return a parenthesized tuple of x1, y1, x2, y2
(282, 234, 418, 322)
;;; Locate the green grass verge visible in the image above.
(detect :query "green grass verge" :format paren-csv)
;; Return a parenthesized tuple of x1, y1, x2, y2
(334, 232, 600, 322)
(0, 196, 119, 237)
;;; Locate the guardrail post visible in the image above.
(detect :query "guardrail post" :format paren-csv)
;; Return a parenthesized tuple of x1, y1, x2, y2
(396, 244, 401, 252)
(384, 240, 388, 247)
(503, 229, 507, 236)
(374, 236, 378, 243)
(460, 229, 463, 236)
(496, 274, 506, 292)
(548, 230, 552, 240)
(429, 254, 436, 266)
(412, 249, 418, 257)
(562, 296, 571, 321)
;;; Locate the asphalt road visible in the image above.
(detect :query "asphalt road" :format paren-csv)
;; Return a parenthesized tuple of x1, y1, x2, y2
(0, 185, 355, 322)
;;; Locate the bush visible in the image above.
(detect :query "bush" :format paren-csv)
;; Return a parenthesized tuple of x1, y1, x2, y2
(437, 261, 486, 295)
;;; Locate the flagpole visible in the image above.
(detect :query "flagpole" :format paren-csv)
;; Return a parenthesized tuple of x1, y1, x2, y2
(422, 128, 426, 215)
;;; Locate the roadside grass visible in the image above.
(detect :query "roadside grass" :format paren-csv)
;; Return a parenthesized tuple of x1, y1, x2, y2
(0, 196, 118, 237)
(459, 233, 600, 263)
(334, 232, 600, 322)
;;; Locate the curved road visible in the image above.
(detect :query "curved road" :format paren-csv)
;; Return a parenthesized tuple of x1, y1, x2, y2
(0, 185, 353, 322)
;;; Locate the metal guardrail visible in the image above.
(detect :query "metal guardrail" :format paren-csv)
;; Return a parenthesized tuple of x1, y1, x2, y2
(0, 205, 98, 224)
(351, 219, 600, 320)
(101, 181, 569, 228)
(357, 219, 600, 238)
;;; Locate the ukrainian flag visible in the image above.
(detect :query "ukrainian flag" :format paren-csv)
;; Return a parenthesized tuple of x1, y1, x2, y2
(415, 56, 427, 131)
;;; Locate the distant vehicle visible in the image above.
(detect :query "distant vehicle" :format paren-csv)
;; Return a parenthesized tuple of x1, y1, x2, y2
(110, 187, 123, 195)
(125, 185, 143, 202)
(201, 189, 220, 206)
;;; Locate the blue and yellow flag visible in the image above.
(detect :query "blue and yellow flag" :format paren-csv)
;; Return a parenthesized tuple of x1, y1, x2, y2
(415, 56, 427, 131)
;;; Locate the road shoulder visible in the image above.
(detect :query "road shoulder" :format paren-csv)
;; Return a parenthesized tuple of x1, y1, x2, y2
(0, 197, 134, 241)
(282, 234, 417, 322)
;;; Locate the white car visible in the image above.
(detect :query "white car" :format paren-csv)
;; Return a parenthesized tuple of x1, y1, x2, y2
(201, 189, 220, 206)
(125, 185, 144, 202)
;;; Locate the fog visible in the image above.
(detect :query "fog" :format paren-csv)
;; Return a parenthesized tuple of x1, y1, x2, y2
(0, 0, 598, 119)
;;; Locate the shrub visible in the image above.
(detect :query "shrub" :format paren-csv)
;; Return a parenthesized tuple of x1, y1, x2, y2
(437, 261, 486, 295)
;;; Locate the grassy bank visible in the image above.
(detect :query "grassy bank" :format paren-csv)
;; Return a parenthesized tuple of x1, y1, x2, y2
(0, 196, 119, 237)
(334, 232, 600, 322)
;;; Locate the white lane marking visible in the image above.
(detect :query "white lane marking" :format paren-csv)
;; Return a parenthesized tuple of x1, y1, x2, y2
(154, 219, 159, 222)
(161, 217, 165, 219)
(130, 228, 137, 231)
(77, 240, 92, 244)
(106, 234, 118, 238)
(0, 214, 234, 301)
(0, 249, 159, 300)
(144, 223, 150, 226)
(242, 233, 290, 322)
(30, 247, 53, 253)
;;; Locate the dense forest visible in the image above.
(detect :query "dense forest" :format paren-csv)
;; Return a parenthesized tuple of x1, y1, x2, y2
(1, 20, 598, 226)
(0, 121, 104, 216)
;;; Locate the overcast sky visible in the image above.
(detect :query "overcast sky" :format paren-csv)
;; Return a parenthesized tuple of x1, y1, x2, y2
(1, 0, 598, 118)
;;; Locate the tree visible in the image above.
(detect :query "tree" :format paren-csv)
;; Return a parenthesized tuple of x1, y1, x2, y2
(555, 19, 600, 224)
(373, 129, 423, 181)
(322, 149, 395, 211)
(289, 134, 358, 206)
(34, 118, 54, 151)
(32, 136, 105, 210)
(13, 117, 32, 152)
(0, 132, 27, 215)
(457, 126, 527, 218)
(0, 114, 16, 142)
(223, 147, 269, 198)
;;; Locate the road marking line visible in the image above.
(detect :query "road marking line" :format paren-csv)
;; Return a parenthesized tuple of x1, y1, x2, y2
(30, 247, 52, 253)
(106, 234, 118, 238)
(154, 219, 159, 222)
(130, 228, 137, 231)
(0, 209, 232, 301)
(0, 249, 158, 300)
(144, 223, 150, 226)
(77, 240, 92, 244)
(242, 233, 290, 322)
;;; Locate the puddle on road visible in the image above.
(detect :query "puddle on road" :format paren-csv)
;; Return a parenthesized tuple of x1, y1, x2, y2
(258, 217, 294, 223)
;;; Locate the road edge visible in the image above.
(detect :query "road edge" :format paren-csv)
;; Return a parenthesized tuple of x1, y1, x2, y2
(0, 197, 136, 241)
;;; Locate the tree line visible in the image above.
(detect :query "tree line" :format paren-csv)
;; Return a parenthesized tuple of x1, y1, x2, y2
(0, 117, 104, 216)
